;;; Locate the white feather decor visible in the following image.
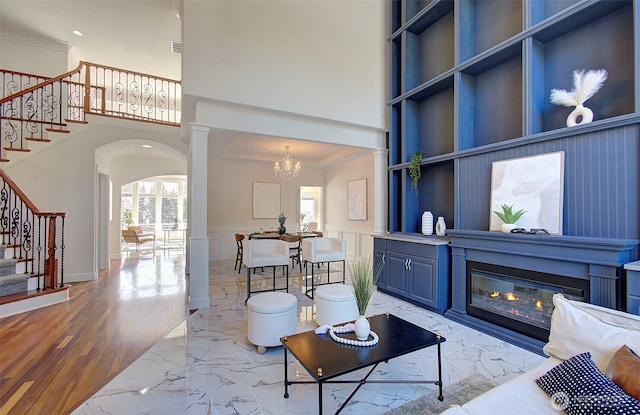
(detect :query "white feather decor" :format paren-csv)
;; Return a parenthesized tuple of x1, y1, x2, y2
(550, 69, 608, 107)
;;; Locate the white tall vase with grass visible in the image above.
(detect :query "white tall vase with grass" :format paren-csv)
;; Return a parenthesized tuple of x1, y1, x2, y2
(349, 257, 381, 341)
(550, 69, 607, 127)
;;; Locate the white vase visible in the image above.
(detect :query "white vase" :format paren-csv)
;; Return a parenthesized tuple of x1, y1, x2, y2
(435, 216, 446, 236)
(501, 223, 517, 233)
(354, 315, 370, 340)
(566, 104, 593, 127)
(421, 211, 433, 235)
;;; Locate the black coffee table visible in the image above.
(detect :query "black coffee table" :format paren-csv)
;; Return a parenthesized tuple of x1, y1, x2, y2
(281, 313, 445, 414)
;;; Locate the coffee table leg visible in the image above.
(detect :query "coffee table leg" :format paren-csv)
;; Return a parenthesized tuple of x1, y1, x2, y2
(318, 381, 323, 415)
(437, 341, 443, 401)
(283, 347, 289, 398)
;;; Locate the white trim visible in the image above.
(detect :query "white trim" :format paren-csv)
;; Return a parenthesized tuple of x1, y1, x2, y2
(0, 289, 70, 318)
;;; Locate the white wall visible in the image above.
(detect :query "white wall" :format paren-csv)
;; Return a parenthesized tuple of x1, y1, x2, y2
(5, 119, 185, 282)
(182, 0, 387, 129)
(325, 152, 377, 259)
(0, 30, 69, 77)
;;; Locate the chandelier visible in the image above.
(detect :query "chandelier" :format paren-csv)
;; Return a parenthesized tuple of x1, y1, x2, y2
(274, 145, 301, 179)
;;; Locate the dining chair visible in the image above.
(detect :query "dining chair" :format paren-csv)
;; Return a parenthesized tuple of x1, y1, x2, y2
(301, 237, 346, 299)
(242, 239, 290, 301)
(234, 233, 245, 273)
(280, 234, 302, 273)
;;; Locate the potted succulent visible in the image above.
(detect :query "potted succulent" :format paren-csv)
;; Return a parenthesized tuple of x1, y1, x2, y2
(349, 256, 383, 340)
(409, 151, 424, 195)
(493, 203, 526, 233)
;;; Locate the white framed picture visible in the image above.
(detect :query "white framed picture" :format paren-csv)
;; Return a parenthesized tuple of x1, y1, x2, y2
(252, 182, 280, 219)
(348, 179, 367, 221)
(490, 151, 565, 234)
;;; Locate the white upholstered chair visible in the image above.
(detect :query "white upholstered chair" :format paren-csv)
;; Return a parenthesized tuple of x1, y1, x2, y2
(242, 239, 290, 301)
(301, 237, 346, 299)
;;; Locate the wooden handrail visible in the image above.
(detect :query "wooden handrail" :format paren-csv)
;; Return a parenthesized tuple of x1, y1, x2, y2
(0, 169, 66, 217)
(0, 62, 84, 105)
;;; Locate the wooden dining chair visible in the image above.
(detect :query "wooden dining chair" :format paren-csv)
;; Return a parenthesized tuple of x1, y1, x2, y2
(234, 233, 245, 273)
(280, 234, 302, 273)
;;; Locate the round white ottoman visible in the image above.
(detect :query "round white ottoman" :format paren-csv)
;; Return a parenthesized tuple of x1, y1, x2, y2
(315, 284, 359, 326)
(247, 292, 297, 353)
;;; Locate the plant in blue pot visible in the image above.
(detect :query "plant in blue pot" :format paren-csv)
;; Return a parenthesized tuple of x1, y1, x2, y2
(278, 211, 288, 234)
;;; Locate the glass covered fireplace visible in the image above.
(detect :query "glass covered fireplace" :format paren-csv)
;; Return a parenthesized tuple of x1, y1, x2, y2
(467, 261, 589, 342)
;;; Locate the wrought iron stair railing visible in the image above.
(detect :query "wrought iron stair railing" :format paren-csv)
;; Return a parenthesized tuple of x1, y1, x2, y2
(0, 169, 66, 292)
(0, 62, 181, 162)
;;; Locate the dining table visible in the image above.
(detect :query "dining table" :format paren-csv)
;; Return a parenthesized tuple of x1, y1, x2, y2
(248, 231, 318, 240)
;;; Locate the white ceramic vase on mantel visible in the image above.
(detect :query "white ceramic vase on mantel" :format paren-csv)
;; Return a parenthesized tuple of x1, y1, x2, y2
(501, 223, 517, 233)
(354, 315, 371, 340)
(421, 211, 433, 235)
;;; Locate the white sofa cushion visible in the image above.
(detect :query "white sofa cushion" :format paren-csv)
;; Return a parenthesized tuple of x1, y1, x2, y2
(543, 294, 640, 370)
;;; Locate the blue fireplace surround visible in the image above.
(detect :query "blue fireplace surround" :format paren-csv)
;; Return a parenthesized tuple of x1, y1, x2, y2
(445, 229, 639, 355)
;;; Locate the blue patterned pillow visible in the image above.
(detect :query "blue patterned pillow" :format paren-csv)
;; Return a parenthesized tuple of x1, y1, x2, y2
(535, 352, 640, 415)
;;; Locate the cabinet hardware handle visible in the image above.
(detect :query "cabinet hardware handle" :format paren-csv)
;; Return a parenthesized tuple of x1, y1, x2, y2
(407, 258, 412, 270)
(382, 254, 385, 264)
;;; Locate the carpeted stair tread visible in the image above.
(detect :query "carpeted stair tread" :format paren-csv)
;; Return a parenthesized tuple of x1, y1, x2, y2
(0, 273, 28, 296)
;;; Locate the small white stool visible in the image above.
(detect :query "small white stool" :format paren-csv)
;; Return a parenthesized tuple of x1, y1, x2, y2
(315, 284, 359, 326)
(247, 292, 297, 353)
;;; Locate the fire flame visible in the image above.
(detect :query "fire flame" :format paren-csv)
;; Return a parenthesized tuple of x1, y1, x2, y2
(536, 300, 543, 309)
(506, 292, 518, 301)
(490, 291, 500, 298)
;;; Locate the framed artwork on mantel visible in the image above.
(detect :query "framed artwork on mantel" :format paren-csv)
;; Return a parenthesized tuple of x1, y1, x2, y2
(252, 182, 280, 219)
(348, 178, 367, 221)
(489, 151, 565, 234)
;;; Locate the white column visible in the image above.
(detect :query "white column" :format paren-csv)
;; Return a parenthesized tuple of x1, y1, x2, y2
(373, 148, 388, 234)
(188, 124, 210, 310)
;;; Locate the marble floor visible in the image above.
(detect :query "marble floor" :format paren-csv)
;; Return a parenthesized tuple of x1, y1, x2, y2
(72, 260, 545, 415)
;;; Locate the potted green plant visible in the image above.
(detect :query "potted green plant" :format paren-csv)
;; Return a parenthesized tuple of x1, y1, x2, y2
(348, 256, 382, 340)
(409, 151, 424, 194)
(493, 203, 526, 233)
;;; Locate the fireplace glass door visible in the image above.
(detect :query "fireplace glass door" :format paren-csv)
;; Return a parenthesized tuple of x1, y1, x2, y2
(467, 262, 588, 342)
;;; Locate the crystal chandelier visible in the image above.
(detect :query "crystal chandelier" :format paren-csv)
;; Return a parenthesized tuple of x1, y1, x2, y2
(274, 145, 301, 179)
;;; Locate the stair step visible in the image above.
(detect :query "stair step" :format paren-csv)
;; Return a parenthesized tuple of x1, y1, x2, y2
(65, 119, 88, 124)
(45, 128, 70, 134)
(0, 285, 70, 317)
(0, 273, 28, 296)
(26, 137, 52, 143)
(0, 258, 18, 275)
(3, 147, 30, 153)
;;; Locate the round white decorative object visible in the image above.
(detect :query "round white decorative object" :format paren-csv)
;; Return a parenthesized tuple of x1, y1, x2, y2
(501, 223, 517, 233)
(354, 315, 370, 340)
(435, 216, 446, 236)
(566, 104, 593, 127)
(421, 211, 433, 235)
(329, 323, 379, 347)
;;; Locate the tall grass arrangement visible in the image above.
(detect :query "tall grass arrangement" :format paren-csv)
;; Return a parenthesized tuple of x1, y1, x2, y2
(348, 256, 382, 315)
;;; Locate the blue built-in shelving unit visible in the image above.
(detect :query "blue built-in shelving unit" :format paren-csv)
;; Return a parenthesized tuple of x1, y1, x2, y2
(388, 0, 640, 240)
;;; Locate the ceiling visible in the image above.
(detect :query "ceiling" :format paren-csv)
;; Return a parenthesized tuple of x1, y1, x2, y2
(0, 0, 369, 168)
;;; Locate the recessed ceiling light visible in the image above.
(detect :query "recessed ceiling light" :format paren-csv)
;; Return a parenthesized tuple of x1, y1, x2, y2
(142, 144, 152, 149)
(72, 30, 83, 37)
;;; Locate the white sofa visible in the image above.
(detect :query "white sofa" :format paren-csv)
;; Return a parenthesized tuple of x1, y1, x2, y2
(442, 294, 640, 415)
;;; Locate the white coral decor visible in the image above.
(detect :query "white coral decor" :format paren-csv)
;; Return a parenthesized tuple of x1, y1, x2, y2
(550, 69, 608, 127)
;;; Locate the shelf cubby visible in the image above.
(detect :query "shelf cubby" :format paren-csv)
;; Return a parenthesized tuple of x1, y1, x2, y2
(530, 0, 581, 26)
(459, 56, 523, 149)
(404, 9, 454, 90)
(533, 4, 634, 132)
(458, 0, 523, 63)
(414, 161, 455, 232)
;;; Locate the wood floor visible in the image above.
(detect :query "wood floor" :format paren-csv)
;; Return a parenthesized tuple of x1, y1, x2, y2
(0, 253, 189, 415)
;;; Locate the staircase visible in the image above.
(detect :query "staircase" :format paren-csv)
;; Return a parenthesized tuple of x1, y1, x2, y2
(0, 63, 181, 316)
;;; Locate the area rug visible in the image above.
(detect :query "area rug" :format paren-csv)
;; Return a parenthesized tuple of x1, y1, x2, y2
(382, 373, 498, 415)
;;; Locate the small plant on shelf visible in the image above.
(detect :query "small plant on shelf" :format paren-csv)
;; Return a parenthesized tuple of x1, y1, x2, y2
(493, 203, 526, 233)
(409, 151, 424, 194)
(493, 203, 526, 224)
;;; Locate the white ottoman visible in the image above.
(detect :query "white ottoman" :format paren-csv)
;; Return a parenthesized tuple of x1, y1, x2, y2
(315, 284, 359, 326)
(247, 292, 298, 353)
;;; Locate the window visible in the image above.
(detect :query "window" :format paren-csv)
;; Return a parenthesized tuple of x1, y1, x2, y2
(121, 176, 187, 232)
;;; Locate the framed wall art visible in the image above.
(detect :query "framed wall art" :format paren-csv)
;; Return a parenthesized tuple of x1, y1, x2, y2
(489, 151, 565, 234)
(252, 182, 280, 219)
(348, 178, 367, 221)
